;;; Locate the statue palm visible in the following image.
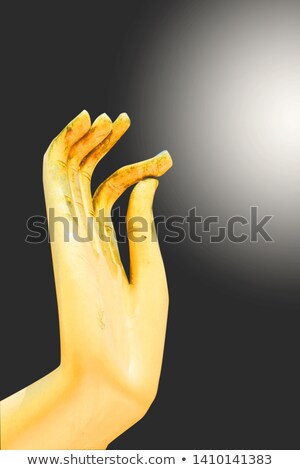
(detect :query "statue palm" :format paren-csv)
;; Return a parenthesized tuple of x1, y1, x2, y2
(1, 110, 172, 450)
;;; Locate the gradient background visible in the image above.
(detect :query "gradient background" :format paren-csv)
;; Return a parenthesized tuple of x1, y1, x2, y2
(2, 0, 299, 449)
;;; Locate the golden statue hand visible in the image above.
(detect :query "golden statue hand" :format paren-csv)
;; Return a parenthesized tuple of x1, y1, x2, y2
(1, 111, 172, 449)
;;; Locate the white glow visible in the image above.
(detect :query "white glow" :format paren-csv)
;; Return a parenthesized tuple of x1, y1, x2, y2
(132, 0, 300, 285)
(245, 70, 300, 158)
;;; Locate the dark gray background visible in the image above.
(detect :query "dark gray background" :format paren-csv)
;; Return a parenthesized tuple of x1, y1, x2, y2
(2, 0, 299, 449)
